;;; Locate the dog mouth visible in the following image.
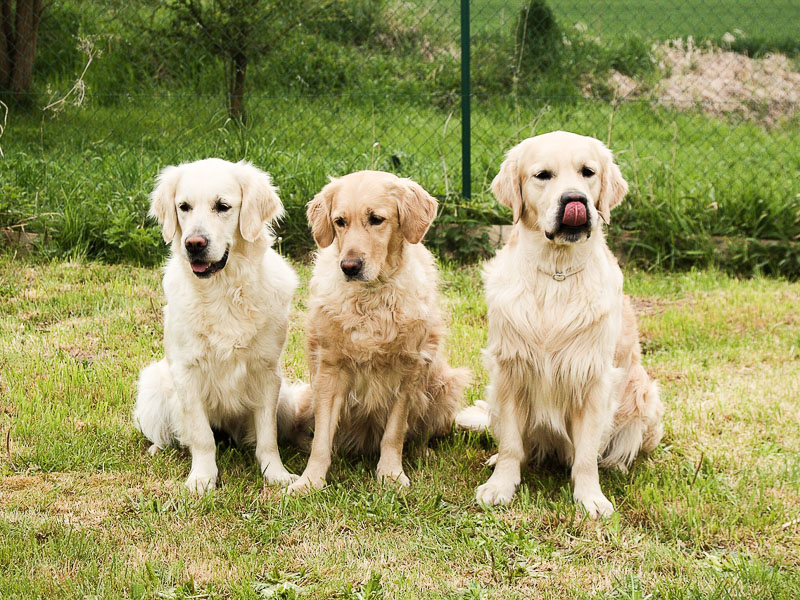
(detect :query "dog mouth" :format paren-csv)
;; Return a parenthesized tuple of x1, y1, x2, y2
(546, 198, 592, 242)
(190, 249, 229, 278)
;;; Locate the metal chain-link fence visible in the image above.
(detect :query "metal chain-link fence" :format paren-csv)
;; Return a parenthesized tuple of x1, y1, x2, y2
(1, 0, 798, 273)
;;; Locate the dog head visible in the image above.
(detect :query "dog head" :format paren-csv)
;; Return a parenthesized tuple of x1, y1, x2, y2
(492, 131, 628, 244)
(307, 170, 437, 282)
(150, 158, 283, 278)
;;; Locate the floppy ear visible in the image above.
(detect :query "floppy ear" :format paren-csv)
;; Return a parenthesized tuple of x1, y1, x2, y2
(149, 165, 181, 244)
(236, 161, 284, 242)
(492, 147, 524, 224)
(397, 177, 438, 244)
(307, 178, 337, 248)
(597, 144, 629, 224)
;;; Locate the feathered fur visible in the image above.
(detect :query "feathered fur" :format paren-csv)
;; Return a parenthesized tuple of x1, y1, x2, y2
(287, 171, 469, 494)
(134, 158, 304, 493)
(457, 132, 664, 517)
(307, 242, 468, 454)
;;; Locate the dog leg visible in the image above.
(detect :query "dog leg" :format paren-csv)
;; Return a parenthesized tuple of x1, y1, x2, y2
(175, 373, 218, 494)
(254, 367, 298, 486)
(476, 369, 526, 506)
(570, 381, 615, 518)
(376, 386, 413, 488)
(286, 366, 351, 496)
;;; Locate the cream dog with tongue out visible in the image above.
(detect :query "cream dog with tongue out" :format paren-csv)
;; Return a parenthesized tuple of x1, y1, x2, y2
(456, 131, 664, 517)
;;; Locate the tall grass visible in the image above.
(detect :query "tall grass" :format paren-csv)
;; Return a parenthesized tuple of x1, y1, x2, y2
(3, 94, 799, 275)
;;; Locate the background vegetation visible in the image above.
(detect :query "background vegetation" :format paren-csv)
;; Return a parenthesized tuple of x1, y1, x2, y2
(1, 0, 799, 275)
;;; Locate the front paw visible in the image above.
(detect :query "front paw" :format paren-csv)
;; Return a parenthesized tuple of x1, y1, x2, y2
(574, 489, 614, 518)
(376, 467, 410, 488)
(476, 477, 517, 506)
(185, 470, 217, 494)
(262, 465, 299, 487)
(285, 473, 326, 496)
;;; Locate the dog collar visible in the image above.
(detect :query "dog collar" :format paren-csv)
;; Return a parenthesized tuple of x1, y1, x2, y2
(538, 262, 586, 281)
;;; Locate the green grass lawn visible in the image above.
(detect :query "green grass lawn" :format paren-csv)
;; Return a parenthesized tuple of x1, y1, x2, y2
(1, 254, 798, 598)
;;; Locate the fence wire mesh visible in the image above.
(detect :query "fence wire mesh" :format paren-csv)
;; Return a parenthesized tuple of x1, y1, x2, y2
(1, 0, 799, 273)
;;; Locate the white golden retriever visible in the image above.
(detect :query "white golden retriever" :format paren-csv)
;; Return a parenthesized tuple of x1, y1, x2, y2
(457, 132, 664, 517)
(134, 158, 304, 493)
(285, 170, 469, 495)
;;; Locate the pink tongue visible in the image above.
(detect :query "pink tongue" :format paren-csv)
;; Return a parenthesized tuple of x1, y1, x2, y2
(562, 201, 587, 226)
(191, 261, 210, 273)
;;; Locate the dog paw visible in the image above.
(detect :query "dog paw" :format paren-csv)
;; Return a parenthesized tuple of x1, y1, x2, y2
(377, 468, 410, 488)
(147, 444, 161, 457)
(262, 465, 299, 487)
(185, 471, 217, 494)
(285, 474, 325, 496)
(476, 479, 516, 506)
(574, 490, 614, 519)
(420, 446, 435, 460)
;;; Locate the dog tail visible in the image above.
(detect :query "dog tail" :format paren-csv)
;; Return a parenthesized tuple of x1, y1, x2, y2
(134, 359, 176, 453)
(639, 379, 665, 453)
(455, 399, 491, 432)
(277, 379, 314, 450)
(601, 367, 664, 470)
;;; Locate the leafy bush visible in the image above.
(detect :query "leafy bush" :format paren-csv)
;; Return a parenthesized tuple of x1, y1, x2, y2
(312, 0, 388, 45)
(515, 0, 562, 73)
(425, 198, 506, 263)
(102, 192, 165, 264)
(0, 183, 38, 230)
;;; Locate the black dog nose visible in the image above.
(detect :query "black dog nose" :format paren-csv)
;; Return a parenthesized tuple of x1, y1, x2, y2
(185, 235, 208, 254)
(340, 257, 364, 278)
(560, 191, 587, 204)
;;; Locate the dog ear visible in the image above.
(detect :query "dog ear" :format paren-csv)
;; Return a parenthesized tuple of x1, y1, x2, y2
(597, 143, 629, 224)
(397, 177, 438, 244)
(149, 165, 181, 244)
(492, 147, 524, 224)
(307, 178, 337, 248)
(236, 161, 284, 242)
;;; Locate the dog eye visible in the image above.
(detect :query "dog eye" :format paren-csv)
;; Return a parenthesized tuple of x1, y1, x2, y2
(334, 217, 346, 228)
(368, 214, 385, 226)
(179, 203, 191, 212)
(214, 201, 231, 213)
(534, 170, 553, 181)
(581, 166, 595, 178)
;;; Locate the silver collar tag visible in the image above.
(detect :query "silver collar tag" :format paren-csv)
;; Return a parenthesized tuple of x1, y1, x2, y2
(538, 262, 587, 282)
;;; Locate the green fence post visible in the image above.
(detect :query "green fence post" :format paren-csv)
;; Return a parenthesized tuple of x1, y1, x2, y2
(460, 0, 471, 200)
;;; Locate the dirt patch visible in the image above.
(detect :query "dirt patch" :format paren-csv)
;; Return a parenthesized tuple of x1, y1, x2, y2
(607, 38, 800, 124)
(0, 472, 128, 528)
(1, 228, 39, 253)
(628, 296, 672, 317)
(657, 39, 800, 123)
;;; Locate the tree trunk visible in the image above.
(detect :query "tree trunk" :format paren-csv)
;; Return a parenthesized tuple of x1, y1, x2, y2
(10, 0, 42, 94)
(229, 51, 247, 124)
(1, 0, 12, 89)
